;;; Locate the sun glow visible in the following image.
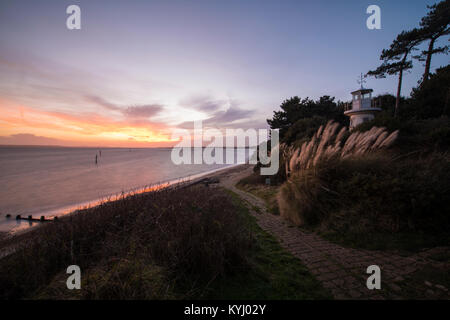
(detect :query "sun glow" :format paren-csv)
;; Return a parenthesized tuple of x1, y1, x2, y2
(0, 99, 177, 147)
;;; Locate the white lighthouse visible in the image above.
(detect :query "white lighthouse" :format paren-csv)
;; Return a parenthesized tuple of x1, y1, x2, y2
(344, 75, 381, 129)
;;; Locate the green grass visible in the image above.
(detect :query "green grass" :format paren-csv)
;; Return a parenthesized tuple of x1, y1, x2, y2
(204, 189, 331, 300)
(236, 173, 280, 215)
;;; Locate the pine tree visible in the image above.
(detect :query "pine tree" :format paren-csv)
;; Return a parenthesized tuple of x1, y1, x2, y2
(414, 0, 450, 83)
(367, 29, 423, 116)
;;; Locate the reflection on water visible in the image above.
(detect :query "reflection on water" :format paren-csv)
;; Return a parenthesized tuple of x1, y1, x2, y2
(0, 146, 254, 233)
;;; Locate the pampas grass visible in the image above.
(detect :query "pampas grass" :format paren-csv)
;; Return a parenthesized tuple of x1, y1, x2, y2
(277, 121, 399, 227)
(283, 121, 398, 174)
(277, 119, 450, 252)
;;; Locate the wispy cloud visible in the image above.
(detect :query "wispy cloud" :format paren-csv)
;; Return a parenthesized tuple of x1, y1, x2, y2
(86, 95, 164, 119)
(124, 105, 163, 118)
(179, 95, 226, 114)
(204, 106, 253, 125)
(178, 94, 260, 129)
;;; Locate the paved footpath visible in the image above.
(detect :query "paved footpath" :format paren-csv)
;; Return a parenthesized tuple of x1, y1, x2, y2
(218, 165, 450, 300)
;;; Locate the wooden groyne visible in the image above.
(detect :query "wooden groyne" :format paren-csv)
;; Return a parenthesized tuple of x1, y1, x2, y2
(8, 214, 56, 222)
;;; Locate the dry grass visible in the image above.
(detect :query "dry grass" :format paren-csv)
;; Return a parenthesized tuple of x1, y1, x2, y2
(0, 185, 254, 299)
(275, 119, 450, 252)
(278, 121, 399, 226)
(283, 120, 398, 174)
(0, 184, 332, 300)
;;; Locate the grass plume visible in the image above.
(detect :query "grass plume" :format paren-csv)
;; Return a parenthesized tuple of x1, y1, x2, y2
(283, 120, 398, 173)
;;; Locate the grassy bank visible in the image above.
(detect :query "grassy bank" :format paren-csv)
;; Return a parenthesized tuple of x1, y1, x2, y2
(236, 173, 280, 215)
(202, 190, 329, 300)
(280, 154, 450, 252)
(0, 182, 329, 300)
(244, 120, 450, 253)
(239, 156, 450, 253)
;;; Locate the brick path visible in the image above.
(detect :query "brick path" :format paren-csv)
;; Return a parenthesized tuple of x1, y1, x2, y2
(219, 165, 450, 300)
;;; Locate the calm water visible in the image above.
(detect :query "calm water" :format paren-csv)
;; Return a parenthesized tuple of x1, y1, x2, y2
(0, 146, 251, 233)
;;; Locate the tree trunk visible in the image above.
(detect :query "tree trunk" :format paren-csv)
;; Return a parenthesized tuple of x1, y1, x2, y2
(395, 54, 408, 117)
(423, 37, 436, 83)
(395, 69, 403, 117)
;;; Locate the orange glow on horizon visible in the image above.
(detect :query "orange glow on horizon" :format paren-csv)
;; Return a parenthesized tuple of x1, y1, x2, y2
(0, 98, 179, 147)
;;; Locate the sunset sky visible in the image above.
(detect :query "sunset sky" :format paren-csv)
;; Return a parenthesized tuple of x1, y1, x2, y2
(0, 0, 448, 147)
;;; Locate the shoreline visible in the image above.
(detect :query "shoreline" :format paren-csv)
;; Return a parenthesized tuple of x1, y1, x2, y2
(1, 163, 251, 240)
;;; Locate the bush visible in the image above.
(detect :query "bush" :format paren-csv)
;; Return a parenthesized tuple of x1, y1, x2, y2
(267, 96, 348, 142)
(356, 115, 450, 152)
(0, 185, 254, 299)
(283, 116, 327, 145)
(277, 153, 450, 238)
(404, 64, 450, 119)
(36, 259, 173, 300)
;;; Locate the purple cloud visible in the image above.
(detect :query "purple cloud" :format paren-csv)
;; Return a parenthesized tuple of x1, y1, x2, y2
(86, 95, 163, 119)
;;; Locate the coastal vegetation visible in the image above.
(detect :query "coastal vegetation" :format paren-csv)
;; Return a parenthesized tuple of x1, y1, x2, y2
(0, 184, 329, 300)
(259, 64, 450, 251)
(254, 1, 450, 252)
(276, 122, 450, 251)
(248, 112, 450, 252)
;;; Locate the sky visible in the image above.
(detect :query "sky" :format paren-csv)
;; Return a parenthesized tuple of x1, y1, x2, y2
(0, 0, 448, 147)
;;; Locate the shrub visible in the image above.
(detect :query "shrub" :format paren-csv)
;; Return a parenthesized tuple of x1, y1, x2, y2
(283, 116, 327, 145)
(267, 96, 348, 142)
(404, 64, 450, 119)
(356, 115, 450, 152)
(36, 259, 174, 300)
(0, 185, 254, 299)
(277, 121, 450, 248)
(278, 153, 450, 236)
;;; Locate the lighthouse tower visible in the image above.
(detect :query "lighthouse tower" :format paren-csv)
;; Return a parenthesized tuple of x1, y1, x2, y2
(344, 74, 381, 129)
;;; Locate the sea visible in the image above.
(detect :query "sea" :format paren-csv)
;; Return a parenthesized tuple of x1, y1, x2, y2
(0, 146, 253, 233)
